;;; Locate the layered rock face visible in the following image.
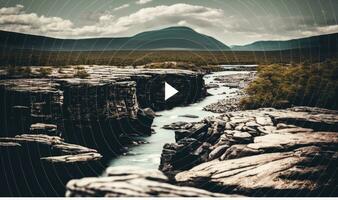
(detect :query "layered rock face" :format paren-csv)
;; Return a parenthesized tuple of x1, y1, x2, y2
(0, 134, 103, 196)
(0, 66, 206, 153)
(160, 106, 338, 196)
(58, 79, 149, 154)
(65, 166, 235, 197)
(0, 79, 63, 136)
(0, 66, 207, 196)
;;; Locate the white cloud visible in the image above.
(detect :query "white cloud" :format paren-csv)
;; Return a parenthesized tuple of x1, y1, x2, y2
(113, 4, 130, 11)
(302, 25, 338, 36)
(0, 4, 337, 45)
(0, 3, 225, 38)
(113, 4, 223, 28)
(136, 0, 152, 5)
(0, 4, 23, 15)
(0, 4, 74, 35)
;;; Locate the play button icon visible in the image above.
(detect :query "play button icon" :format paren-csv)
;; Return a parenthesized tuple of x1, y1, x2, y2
(165, 82, 179, 101)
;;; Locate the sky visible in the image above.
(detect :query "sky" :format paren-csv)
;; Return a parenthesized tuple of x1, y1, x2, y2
(0, 0, 337, 45)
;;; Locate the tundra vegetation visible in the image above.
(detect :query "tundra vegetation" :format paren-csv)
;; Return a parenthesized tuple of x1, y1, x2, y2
(1, 48, 336, 67)
(240, 60, 338, 110)
(37, 67, 53, 77)
(74, 68, 90, 78)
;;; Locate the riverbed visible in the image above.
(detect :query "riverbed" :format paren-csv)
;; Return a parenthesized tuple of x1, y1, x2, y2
(109, 70, 251, 169)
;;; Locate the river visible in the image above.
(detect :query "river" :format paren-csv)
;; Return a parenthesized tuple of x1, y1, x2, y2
(109, 70, 251, 169)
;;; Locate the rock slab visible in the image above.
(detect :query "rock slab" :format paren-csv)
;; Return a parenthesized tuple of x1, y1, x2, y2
(66, 166, 236, 197)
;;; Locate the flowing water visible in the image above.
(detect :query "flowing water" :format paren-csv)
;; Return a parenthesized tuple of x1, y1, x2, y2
(109, 70, 251, 169)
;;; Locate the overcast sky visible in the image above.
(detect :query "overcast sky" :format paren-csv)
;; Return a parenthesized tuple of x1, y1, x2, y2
(0, 0, 337, 45)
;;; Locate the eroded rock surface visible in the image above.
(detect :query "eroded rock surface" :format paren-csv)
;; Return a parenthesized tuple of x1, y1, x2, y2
(160, 106, 338, 196)
(0, 66, 207, 196)
(66, 166, 234, 197)
(0, 134, 103, 196)
(176, 146, 338, 196)
(0, 66, 206, 154)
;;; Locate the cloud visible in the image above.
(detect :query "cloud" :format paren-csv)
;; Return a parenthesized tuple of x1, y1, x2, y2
(136, 0, 152, 5)
(113, 4, 223, 28)
(0, 4, 23, 15)
(0, 3, 337, 45)
(0, 3, 225, 38)
(113, 4, 130, 11)
(0, 4, 74, 35)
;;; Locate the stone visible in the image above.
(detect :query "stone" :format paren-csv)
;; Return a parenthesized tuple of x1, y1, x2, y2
(160, 106, 338, 184)
(203, 97, 242, 113)
(235, 123, 245, 131)
(66, 166, 233, 197)
(213, 134, 230, 147)
(162, 121, 190, 130)
(0, 134, 102, 162)
(139, 107, 156, 119)
(276, 123, 297, 129)
(208, 144, 229, 160)
(175, 129, 194, 142)
(257, 126, 276, 135)
(0, 134, 103, 196)
(245, 121, 260, 128)
(255, 116, 273, 126)
(225, 122, 232, 130)
(175, 146, 338, 196)
(174, 124, 209, 142)
(159, 138, 202, 173)
(179, 114, 199, 118)
(247, 131, 338, 151)
(30, 123, 58, 135)
(272, 127, 313, 134)
(205, 83, 219, 89)
(193, 142, 212, 162)
(232, 131, 253, 143)
(220, 144, 263, 160)
(266, 107, 338, 131)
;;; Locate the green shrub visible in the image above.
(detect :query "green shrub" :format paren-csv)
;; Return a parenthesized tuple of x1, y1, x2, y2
(74, 66, 85, 70)
(6, 66, 31, 76)
(37, 67, 53, 77)
(240, 60, 338, 110)
(74, 69, 90, 78)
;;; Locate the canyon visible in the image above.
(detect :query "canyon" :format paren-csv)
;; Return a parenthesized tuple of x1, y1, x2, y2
(1, 65, 337, 197)
(0, 66, 206, 196)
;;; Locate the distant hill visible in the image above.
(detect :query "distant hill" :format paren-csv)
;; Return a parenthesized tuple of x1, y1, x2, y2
(0, 26, 230, 51)
(231, 33, 338, 51)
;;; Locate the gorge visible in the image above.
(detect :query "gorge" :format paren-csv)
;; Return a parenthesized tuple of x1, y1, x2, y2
(1, 65, 337, 197)
(0, 66, 206, 196)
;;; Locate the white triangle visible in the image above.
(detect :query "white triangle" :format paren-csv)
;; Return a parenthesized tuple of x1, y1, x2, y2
(165, 82, 178, 101)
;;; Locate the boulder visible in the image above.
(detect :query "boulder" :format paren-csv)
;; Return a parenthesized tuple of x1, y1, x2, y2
(0, 134, 103, 196)
(208, 144, 229, 160)
(231, 131, 253, 144)
(255, 116, 273, 126)
(220, 144, 263, 160)
(160, 106, 338, 186)
(179, 114, 199, 119)
(162, 121, 191, 130)
(66, 166, 233, 197)
(176, 146, 338, 196)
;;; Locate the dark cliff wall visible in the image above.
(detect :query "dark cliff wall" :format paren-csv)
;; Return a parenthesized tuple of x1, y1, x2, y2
(0, 67, 207, 196)
(131, 73, 206, 111)
(0, 78, 154, 156)
(0, 67, 207, 155)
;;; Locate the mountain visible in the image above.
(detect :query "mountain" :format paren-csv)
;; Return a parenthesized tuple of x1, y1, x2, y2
(231, 33, 338, 51)
(0, 26, 230, 51)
